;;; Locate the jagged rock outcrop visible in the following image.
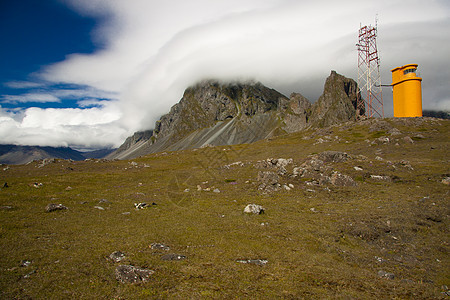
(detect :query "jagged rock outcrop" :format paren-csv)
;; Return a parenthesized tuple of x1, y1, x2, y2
(109, 71, 362, 160)
(308, 70, 363, 128)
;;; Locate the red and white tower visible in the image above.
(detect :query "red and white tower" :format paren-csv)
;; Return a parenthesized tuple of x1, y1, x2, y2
(356, 20, 384, 118)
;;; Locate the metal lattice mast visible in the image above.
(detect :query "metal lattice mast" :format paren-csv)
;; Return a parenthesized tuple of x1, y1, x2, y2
(357, 21, 384, 118)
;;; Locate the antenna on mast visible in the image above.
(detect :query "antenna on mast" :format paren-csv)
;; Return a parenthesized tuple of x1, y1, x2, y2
(356, 18, 384, 118)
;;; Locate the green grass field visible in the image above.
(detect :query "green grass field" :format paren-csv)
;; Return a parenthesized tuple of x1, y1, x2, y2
(1, 118, 449, 299)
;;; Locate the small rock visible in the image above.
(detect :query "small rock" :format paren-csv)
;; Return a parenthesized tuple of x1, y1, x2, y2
(318, 151, 349, 163)
(65, 186, 72, 191)
(354, 166, 363, 171)
(161, 253, 186, 261)
(23, 269, 36, 278)
(45, 203, 68, 213)
(134, 203, 148, 210)
(378, 270, 395, 280)
(288, 183, 294, 189)
(99, 199, 110, 204)
(150, 243, 170, 251)
(257, 171, 279, 185)
(375, 137, 390, 144)
(403, 136, 414, 144)
(370, 175, 391, 181)
(236, 259, 268, 266)
(115, 265, 154, 284)
(442, 177, 450, 185)
(0, 205, 14, 211)
(109, 251, 126, 263)
(94, 206, 105, 210)
(330, 172, 357, 187)
(213, 188, 220, 193)
(244, 204, 265, 214)
(122, 212, 131, 215)
(389, 128, 402, 136)
(33, 182, 43, 188)
(20, 260, 32, 267)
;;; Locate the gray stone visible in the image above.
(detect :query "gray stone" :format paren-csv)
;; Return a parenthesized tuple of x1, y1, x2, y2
(318, 151, 350, 163)
(20, 260, 32, 267)
(115, 265, 154, 284)
(150, 243, 170, 251)
(237, 259, 268, 266)
(330, 172, 357, 187)
(109, 251, 126, 263)
(94, 206, 105, 210)
(257, 171, 279, 186)
(244, 204, 265, 214)
(45, 203, 68, 213)
(378, 270, 395, 280)
(403, 136, 414, 144)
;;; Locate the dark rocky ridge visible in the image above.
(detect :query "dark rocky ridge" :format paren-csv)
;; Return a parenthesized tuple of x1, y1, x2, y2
(109, 71, 362, 160)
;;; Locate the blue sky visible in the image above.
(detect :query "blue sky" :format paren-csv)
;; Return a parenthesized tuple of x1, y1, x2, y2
(0, 0, 449, 150)
(0, 0, 100, 109)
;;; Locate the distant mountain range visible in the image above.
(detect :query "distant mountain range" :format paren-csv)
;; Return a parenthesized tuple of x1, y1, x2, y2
(0, 145, 115, 165)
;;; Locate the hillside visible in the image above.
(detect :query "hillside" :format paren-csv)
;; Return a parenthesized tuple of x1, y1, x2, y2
(0, 117, 448, 298)
(108, 71, 362, 160)
(0, 145, 115, 165)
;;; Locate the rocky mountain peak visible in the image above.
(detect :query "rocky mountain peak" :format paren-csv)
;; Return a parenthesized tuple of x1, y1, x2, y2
(308, 70, 363, 127)
(108, 71, 362, 160)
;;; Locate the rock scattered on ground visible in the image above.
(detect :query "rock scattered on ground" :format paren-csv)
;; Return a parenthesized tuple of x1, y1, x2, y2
(370, 175, 391, 181)
(115, 265, 154, 284)
(236, 259, 268, 266)
(37, 158, 56, 168)
(150, 243, 170, 251)
(0, 205, 14, 210)
(378, 270, 395, 280)
(94, 206, 105, 210)
(318, 151, 350, 163)
(109, 251, 126, 263)
(134, 203, 148, 209)
(442, 177, 450, 185)
(257, 171, 281, 192)
(244, 204, 265, 214)
(161, 253, 186, 261)
(45, 203, 68, 213)
(329, 171, 357, 187)
(20, 260, 32, 267)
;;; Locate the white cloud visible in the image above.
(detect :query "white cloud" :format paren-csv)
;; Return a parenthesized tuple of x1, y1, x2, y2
(3, 0, 450, 148)
(4, 81, 43, 89)
(1, 93, 60, 104)
(0, 103, 125, 149)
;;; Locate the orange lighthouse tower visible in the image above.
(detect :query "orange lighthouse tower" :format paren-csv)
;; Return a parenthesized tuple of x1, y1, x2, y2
(391, 64, 423, 117)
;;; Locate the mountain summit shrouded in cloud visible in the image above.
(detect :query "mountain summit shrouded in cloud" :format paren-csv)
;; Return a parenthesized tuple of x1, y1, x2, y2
(0, 0, 449, 150)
